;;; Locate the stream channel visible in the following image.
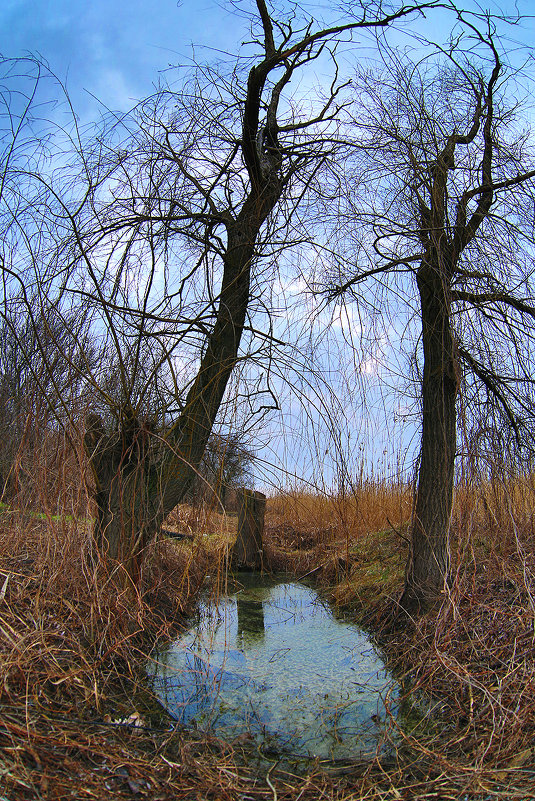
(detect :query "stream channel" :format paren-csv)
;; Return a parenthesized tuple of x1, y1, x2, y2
(148, 573, 419, 763)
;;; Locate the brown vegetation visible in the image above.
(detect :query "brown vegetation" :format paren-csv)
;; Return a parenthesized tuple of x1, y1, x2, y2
(2, 469, 535, 799)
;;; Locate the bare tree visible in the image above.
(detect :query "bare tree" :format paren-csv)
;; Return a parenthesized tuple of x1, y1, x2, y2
(189, 432, 256, 510)
(0, 306, 95, 501)
(326, 17, 535, 611)
(0, 57, 98, 507)
(1, 3, 447, 582)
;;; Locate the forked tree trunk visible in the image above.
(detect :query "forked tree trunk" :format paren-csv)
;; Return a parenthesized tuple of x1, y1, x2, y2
(231, 489, 266, 570)
(400, 263, 458, 613)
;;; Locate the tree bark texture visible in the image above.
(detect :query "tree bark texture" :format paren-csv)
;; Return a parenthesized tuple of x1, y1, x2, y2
(400, 262, 458, 612)
(231, 489, 266, 571)
(85, 414, 164, 584)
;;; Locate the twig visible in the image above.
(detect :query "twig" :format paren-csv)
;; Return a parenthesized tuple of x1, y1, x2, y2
(386, 517, 410, 544)
(266, 760, 280, 801)
(296, 562, 330, 581)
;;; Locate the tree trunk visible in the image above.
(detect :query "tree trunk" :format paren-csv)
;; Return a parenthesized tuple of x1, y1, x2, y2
(231, 489, 266, 570)
(85, 414, 164, 584)
(85, 197, 281, 582)
(400, 262, 458, 613)
(83, 34, 286, 582)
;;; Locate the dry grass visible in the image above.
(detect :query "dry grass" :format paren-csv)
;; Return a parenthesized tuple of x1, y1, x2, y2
(263, 484, 410, 599)
(262, 475, 535, 797)
(2, 465, 535, 799)
(266, 481, 411, 543)
(164, 502, 238, 541)
(0, 497, 208, 800)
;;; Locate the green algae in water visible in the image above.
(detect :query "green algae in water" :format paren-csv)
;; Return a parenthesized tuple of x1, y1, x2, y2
(149, 574, 401, 760)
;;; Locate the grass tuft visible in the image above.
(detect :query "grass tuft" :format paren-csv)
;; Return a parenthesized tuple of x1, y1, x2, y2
(3, 466, 535, 799)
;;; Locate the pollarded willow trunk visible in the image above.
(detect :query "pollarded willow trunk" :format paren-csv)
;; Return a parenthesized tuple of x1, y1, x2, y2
(82, 0, 350, 583)
(83, 246, 250, 582)
(85, 414, 166, 583)
(400, 262, 458, 613)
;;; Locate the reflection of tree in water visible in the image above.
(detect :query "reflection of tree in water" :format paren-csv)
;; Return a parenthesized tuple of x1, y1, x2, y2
(151, 578, 408, 759)
(237, 593, 265, 647)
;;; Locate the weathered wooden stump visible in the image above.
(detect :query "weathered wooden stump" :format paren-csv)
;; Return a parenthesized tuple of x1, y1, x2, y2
(230, 489, 266, 571)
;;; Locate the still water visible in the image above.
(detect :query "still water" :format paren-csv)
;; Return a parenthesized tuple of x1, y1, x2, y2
(149, 574, 404, 761)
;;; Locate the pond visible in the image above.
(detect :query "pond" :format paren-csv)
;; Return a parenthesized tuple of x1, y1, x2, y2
(148, 573, 413, 762)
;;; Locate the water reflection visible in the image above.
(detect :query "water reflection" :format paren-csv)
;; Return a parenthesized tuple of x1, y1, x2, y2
(149, 574, 403, 761)
(237, 594, 265, 646)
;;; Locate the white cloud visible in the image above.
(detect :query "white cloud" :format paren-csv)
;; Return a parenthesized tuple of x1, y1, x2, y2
(359, 354, 381, 375)
(329, 304, 362, 336)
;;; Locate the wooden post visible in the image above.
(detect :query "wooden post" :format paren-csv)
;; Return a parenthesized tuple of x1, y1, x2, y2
(230, 489, 266, 571)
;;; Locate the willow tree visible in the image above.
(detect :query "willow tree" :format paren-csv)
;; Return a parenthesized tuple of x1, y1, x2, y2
(1, 3, 447, 581)
(329, 19, 535, 611)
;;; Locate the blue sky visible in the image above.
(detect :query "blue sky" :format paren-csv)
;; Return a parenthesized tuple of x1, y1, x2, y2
(2, 1, 533, 123)
(0, 0, 246, 120)
(1, 1, 534, 489)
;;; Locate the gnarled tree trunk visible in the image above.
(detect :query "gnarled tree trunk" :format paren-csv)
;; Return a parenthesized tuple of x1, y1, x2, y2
(400, 261, 458, 613)
(84, 414, 165, 583)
